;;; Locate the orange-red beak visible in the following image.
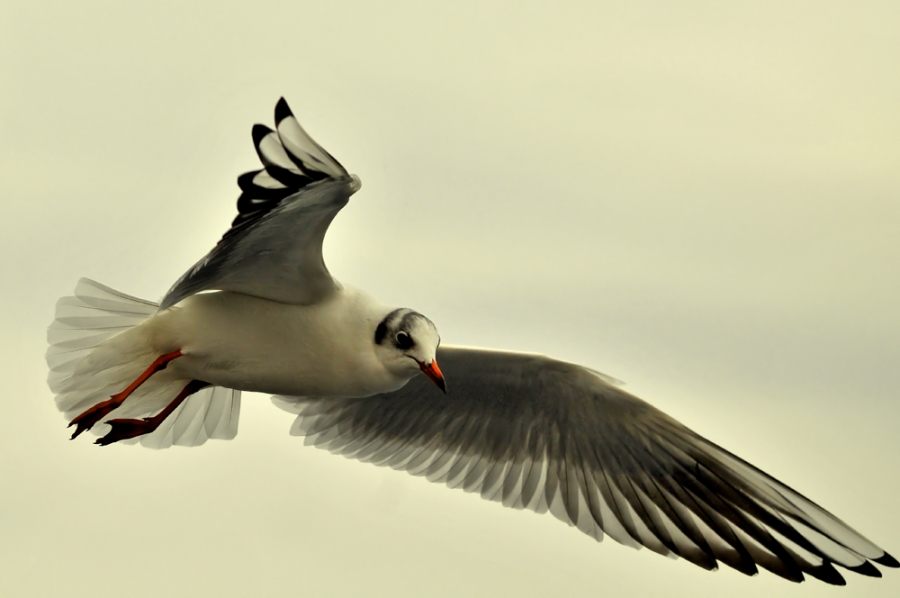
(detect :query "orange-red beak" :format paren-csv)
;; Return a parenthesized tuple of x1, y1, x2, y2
(418, 359, 447, 393)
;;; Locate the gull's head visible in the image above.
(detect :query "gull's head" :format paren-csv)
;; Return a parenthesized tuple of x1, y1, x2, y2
(374, 308, 445, 393)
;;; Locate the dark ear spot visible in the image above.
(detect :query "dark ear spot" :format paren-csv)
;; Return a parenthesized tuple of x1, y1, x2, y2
(395, 331, 414, 350)
(374, 320, 388, 345)
(374, 309, 404, 345)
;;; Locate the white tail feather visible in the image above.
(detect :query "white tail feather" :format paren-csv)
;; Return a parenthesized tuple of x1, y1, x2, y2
(46, 278, 241, 448)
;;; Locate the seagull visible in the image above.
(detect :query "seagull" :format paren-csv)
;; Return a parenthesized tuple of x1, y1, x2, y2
(46, 98, 896, 586)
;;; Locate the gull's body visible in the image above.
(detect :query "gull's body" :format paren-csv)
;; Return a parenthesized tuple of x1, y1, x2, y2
(45, 98, 897, 586)
(155, 287, 407, 397)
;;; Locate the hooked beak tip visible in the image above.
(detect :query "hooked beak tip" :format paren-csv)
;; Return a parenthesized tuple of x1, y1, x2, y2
(419, 358, 447, 394)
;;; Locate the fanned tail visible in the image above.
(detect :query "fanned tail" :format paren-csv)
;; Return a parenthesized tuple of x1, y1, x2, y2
(46, 278, 241, 448)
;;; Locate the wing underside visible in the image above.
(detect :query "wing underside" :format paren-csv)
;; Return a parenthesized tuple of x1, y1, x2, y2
(273, 346, 898, 585)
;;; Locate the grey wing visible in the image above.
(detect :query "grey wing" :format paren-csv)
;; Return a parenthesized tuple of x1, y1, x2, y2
(272, 346, 898, 585)
(160, 98, 361, 310)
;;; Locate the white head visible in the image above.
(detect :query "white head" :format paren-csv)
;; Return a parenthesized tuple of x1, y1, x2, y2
(373, 308, 445, 392)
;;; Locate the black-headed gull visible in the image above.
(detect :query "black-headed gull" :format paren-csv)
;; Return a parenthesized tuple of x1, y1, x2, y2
(46, 98, 896, 586)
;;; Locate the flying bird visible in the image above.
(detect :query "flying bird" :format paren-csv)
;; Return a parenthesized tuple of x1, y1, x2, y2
(46, 98, 896, 586)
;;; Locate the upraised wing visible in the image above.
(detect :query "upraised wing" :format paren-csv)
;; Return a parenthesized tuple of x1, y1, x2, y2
(160, 98, 360, 310)
(273, 346, 897, 585)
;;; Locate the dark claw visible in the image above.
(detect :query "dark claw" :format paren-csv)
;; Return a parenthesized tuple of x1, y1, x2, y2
(69, 400, 121, 439)
(95, 417, 157, 446)
(69, 420, 94, 440)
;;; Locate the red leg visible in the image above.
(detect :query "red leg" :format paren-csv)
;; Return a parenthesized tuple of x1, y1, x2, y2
(96, 379, 210, 446)
(69, 350, 183, 439)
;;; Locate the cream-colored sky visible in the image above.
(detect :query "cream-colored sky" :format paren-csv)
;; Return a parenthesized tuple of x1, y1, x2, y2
(2, 1, 898, 596)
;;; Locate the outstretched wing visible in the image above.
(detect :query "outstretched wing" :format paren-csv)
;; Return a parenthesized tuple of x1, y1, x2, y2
(273, 346, 897, 586)
(160, 98, 360, 310)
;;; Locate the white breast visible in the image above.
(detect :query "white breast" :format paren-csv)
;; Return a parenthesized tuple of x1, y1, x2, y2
(146, 287, 408, 397)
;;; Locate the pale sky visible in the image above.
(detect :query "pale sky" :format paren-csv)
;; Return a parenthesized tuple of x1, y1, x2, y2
(2, 1, 899, 596)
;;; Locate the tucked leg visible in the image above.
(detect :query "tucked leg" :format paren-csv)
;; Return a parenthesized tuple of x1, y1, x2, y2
(68, 350, 183, 439)
(96, 379, 210, 446)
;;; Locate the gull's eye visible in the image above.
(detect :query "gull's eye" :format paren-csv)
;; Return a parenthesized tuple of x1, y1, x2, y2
(396, 331, 413, 350)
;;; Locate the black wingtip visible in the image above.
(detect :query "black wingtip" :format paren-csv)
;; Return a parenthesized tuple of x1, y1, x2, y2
(847, 560, 882, 578)
(805, 562, 846, 586)
(274, 97, 293, 124)
(874, 552, 900, 568)
(252, 124, 274, 148)
(237, 170, 263, 191)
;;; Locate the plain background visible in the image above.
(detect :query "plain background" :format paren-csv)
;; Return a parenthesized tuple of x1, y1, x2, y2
(2, 1, 898, 596)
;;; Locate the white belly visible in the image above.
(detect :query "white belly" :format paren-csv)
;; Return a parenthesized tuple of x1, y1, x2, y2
(145, 289, 408, 397)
